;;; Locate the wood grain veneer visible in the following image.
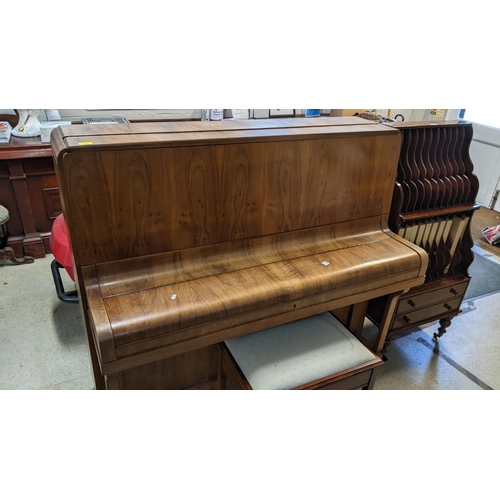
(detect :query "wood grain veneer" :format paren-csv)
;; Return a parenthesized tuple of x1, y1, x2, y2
(51, 117, 428, 389)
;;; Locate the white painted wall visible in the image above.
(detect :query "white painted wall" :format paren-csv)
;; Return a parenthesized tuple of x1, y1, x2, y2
(36, 108, 461, 123)
(57, 109, 201, 121)
(468, 123, 500, 208)
(4, 108, 462, 123)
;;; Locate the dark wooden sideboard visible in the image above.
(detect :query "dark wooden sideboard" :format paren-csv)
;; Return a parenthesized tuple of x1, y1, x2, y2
(0, 137, 62, 259)
(366, 120, 479, 345)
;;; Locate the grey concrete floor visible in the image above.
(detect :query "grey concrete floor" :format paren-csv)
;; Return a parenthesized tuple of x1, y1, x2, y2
(1, 256, 94, 390)
(1, 246, 500, 390)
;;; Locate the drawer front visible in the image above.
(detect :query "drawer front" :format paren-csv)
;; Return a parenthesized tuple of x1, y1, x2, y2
(316, 370, 373, 390)
(396, 281, 468, 314)
(393, 297, 462, 330)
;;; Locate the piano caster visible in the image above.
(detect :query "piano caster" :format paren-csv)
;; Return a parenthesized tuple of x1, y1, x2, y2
(433, 317, 452, 340)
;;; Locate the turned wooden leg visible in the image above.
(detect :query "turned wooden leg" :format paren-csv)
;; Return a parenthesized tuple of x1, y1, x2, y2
(374, 292, 401, 355)
(217, 346, 227, 390)
(0, 246, 34, 265)
(433, 317, 452, 339)
(380, 337, 392, 362)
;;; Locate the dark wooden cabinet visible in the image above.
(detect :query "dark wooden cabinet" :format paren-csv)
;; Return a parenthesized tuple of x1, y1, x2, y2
(0, 137, 61, 259)
(367, 120, 479, 347)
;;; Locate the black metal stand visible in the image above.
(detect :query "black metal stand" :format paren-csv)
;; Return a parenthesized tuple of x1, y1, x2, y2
(51, 259, 79, 303)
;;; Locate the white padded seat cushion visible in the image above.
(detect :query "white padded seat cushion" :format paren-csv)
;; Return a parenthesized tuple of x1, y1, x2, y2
(224, 312, 377, 390)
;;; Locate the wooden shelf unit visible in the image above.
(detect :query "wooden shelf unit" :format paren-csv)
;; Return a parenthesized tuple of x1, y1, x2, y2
(367, 120, 480, 346)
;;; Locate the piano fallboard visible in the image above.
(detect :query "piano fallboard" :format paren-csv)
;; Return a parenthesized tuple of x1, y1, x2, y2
(83, 215, 426, 375)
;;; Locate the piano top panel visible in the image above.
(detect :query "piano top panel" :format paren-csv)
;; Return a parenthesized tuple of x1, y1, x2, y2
(51, 123, 397, 162)
(55, 116, 373, 140)
(51, 116, 375, 155)
(54, 128, 402, 266)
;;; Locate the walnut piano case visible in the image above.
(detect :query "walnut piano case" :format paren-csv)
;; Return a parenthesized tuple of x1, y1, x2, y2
(51, 118, 428, 390)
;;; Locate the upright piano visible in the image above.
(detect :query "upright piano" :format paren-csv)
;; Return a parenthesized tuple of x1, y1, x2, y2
(51, 117, 428, 390)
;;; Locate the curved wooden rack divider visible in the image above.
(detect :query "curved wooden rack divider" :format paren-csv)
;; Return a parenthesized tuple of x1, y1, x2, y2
(368, 121, 479, 345)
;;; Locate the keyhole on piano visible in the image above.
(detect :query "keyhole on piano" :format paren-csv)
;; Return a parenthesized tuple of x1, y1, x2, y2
(407, 299, 416, 308)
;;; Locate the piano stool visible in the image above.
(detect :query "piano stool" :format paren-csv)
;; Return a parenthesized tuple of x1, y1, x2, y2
(219, 312, 383, 390)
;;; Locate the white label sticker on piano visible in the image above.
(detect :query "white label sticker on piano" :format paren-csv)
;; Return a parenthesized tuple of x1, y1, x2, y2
(321, 261, 330, 266)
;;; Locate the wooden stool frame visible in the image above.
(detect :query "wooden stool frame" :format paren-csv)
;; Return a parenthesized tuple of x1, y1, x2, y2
(218, 341, 384, 391)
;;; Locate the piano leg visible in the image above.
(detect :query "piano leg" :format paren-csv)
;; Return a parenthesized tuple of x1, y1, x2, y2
(334, 292, 403, 360)
(380, 338, 392, 362)
(86, 327, 106, 390)
(104, 373, 123, 390)
(332, 301, 369, 336)
(217, 347, 227, 390)
(79, 287, 106, 390)
(373, 292, 401, 355)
